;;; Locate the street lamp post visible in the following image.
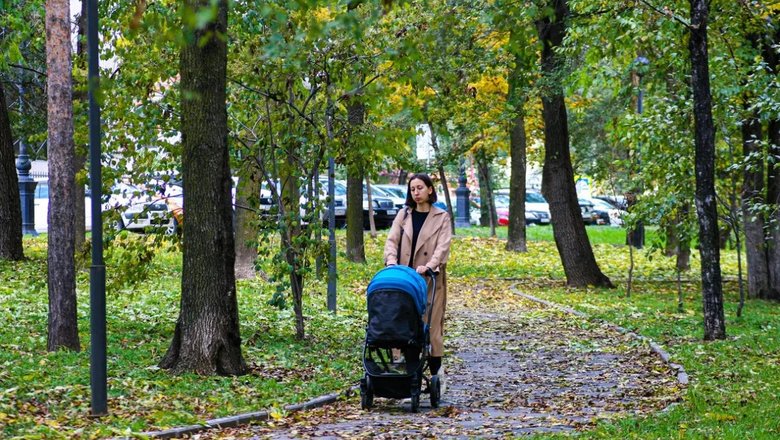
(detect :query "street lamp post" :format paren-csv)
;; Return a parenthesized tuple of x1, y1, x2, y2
(15, 84, 38, 236)
(628, 55, 649, 249)
(87, 0, 107, 416)
(455, 158, 470, 228)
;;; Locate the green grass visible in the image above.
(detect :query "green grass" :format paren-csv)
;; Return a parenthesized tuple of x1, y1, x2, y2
(1, 226, 778, 438)
(457, 223, 661, 246)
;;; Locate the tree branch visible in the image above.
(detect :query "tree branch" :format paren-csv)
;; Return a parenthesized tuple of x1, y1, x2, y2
(635, 0, 691, 29)
(10, 64, 46, 77)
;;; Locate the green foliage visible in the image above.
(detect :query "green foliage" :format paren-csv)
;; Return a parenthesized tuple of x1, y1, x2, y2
(103, 232, 164, 290)
(4, 226, 778, 437)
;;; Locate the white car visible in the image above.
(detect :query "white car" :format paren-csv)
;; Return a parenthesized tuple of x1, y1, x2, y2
(105, 181, 183, 235)
(33, 180, 92, 233)
(585, 196, 626, 226)
(374, 184, 407, 209)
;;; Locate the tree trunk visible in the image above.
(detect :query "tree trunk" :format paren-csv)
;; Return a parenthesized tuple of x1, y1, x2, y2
(398, 169, 407, 185)
(427, 120, 455, 234)
(664, 220, 678, 257)
(346, 167, 366, 262)
(280, 157, 305, 339)
(234, 161, 259, 280)
(476, 152, 496, 236)
(73, 0, 87, 251)
(476, 155, 490, 227)
(536, 0, 612, 288)
(766, 117, 780, 301)
(506, 100, 528, 251)
(46, 0, 80, 351)
(345, 99, 366, 263)
(741, 111, 769, 299)
(762, 26, 780, 301)
(506, 30, 528, 252)
(689, 0, 726, 340)
(160, 0, 247, 375)
(677, 203, 692, 313)
(366, 175, 377, 239)
(0, 82, 24, 260)
(676, 203, 692, 272)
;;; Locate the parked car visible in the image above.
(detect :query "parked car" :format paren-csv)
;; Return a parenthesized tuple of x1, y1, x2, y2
(471, 191, 551, 226)
(583, 196, 625, 226)
(105, 180, 183, 235)
(258, 177, 348, 227)
(361, 187, 397, 229)
(375, 184, 407, 202)
(317, 177, 347, 226)
(370, 184, 405, 209)
(33, 180, 92, 233)
(594, 194, 627, 210)
(578, 198, 598, 225)
(338, 180, 398, 229)
(524, 191, 551, 225)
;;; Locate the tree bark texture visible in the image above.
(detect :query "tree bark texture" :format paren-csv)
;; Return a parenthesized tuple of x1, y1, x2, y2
(476, 154, 490, 227)
(762, 27, 780, 301)
(476, 152, 496, 236)
(46, 0, 80, 351)
(766, 117, 780, 301)
(0, 82, 24, 260)
(506, 96, 528, 252)
(160, 0, 247, 375)
(689, 0, 726, 340)
(536, 0, 612, 288)
(427, 121, 455, 234)
(234, 162, 259, 280)
(345, 100, 366, 263)
(280, 160, 305, 339)
(676, 202, 692, 272)
(73, 0, 87, 251)
(741, 112, 769, 299)
(346, 167, 366, 263)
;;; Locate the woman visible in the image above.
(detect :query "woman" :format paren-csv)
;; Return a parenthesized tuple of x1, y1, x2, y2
(384, 173, 452, 380)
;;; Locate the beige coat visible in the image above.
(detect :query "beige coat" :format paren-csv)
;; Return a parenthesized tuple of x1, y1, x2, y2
(383, 206, 452, 357)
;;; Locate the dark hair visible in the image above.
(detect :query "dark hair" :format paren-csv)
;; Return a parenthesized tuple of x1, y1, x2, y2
(405, 173, 438, 208)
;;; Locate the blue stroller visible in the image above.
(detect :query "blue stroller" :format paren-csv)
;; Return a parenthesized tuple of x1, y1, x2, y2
(360, 265, 441, 412)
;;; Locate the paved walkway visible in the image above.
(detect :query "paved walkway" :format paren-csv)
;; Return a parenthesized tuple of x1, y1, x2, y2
(215, 279, 683, 439)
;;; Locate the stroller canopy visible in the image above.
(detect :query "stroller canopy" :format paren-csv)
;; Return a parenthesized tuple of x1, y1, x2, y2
(367, 265, 428, 315)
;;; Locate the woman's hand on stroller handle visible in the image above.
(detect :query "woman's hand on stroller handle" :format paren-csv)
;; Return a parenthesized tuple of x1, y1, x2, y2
(416, 266, 438, 278)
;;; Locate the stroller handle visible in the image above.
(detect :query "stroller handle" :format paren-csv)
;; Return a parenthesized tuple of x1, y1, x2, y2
(424, 268, 438, 337)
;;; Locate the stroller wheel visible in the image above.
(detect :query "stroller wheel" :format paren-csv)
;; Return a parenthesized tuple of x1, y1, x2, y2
(430, 375, 441, 409)
(410, 393, 420, 413)
(360, 376, 373, 410)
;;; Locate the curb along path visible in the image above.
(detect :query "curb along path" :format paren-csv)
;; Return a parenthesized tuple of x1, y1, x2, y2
(184, 278, 686, 439)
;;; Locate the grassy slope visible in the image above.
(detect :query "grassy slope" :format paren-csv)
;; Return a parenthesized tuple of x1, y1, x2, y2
(0, 226, 778, 438)
(455, 226, 779, 439)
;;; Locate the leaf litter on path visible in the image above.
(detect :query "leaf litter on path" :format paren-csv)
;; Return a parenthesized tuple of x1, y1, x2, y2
(212, 278, 683, 439)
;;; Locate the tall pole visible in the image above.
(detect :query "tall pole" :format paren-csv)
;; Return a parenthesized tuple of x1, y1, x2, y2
(628, 55, 648, 249)
(327, 157, 337, 312)
(326, 94, 337, 312)
(87, 0, 107, 416)
(455, 158, 471, 228)
(15, 84, 38, 236)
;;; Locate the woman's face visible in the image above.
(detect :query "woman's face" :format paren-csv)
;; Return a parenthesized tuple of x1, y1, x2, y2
(409, 178, 432, 204)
